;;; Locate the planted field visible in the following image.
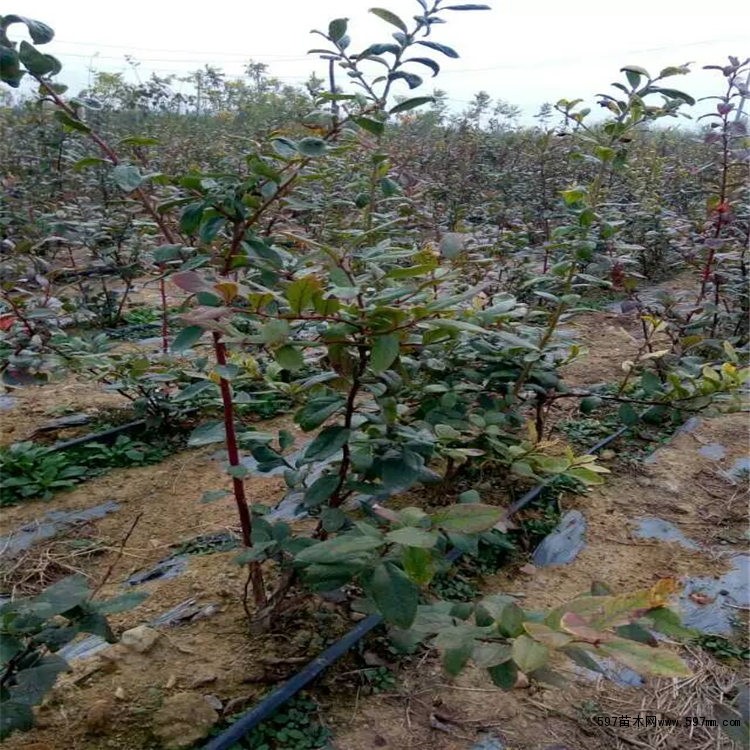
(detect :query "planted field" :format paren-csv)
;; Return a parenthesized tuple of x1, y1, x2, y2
(0, 4, 748, 750)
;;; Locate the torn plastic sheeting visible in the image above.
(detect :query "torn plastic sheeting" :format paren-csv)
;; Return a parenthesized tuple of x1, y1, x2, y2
(0, 500, 120, 557)
(532, 510, 587, 567)
(125, 555, 189, 586)
(573, 654, 645, 688)
(680, 554, 749, 635)
(632, 517, 700, 550)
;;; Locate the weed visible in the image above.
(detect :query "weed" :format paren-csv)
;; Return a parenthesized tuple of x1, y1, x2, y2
(121, 306, 161, 325)
(73, 434, 170, 468)
(223, 695, 331, 750)
(694, 634, 750, 663)
(0, 435, 173, 505)
(359, 666, 397, 694)
(0, 442, 87, 504)
(430, 570, 479, 602)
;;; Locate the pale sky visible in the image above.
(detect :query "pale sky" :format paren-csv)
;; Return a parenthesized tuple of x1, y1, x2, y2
(6, 0, 750, 123)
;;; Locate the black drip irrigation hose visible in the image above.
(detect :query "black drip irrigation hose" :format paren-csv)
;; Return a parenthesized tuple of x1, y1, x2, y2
(202, 423, 631, 750)
(43, 420, 148, 454)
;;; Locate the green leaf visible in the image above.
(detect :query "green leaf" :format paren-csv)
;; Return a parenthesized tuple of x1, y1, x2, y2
(473, 642, 512, 668)
(260, 319, 290, 345)
(416, 40, 459, 58)
(92, 591, 147, 615)
(53, 110, 91, 133)
(0, 701, 34, 739)
(235, 541, 277, 564)
(621, 64, 650, 79)
(371, 333, 400, 373)
(579, 396, 602, 414)
(488, 660, 517, 689)
(389, 96, 435, 114)
(275, 345, 304, 371)
(296, 395, 346, 431)
(286, 275, 321, 314)
(303, 475, 340, 508)
(295, 534, 384, 565)
(365, 562, 418, 628)
(385, 527, 438, 548)
(597, 638, 691, 678)
(369, 7, 408, 32)
(9, 654, 69, 706)
(443, 640, 473, 676)
(354, 116, 385, 135)
(401, 546, 436, 585)
(458, 490, 480, 503)
(443, 3, 492, 9)
(0, 47, 23, 87)
(0, 635, 23, 666)
(328, 18, 348, 42)
(650, 87, 696, 106)
(271, 136, 298, 158)
(18, 41, 60, 77)
(187, 421, 225, 447)
(172, 325, 204, 352)
(279, 429, 295, 451)
(303, 426, 350, 461)
(402, 58, 440, 77)
(321, 507, 347, 533)
(388, 71, 423, 89)
(180, 203, 204, 234)
(111, 164, 143, 192)
(431, 504, 503, 534)
(618, 402, 639, 426)
(30, 575, 89, 616)
(3, 15, 55, 44)
(566, 467, 607, 486)
(645, 607, 696, 639)
(173, 380, 215, 402)
(73, 156, 108, 172)
(511, 635, 549, 674)
(297, 137, 328, 157)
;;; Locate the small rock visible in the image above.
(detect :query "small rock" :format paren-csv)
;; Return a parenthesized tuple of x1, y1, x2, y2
(149, 538, 163, 548)
(203, 694, 223, 711)
(350, 611, 367, 622)
(514, 672, 530, 689)
(121, 625, 160, 653)
(634, 475, 653, 487)
(599, 449, 616, 460)
(85, 698, 116, 734)
(114, 686, 126, 700)
(189, 672, 217, 688)
(363, 650, 388, 667)
(165, 674, 177, 689)
(672, 503, 692, 514)
(152, 692, 219, 749)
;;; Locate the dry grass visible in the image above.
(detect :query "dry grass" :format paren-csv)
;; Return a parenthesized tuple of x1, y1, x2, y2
(0, 522, 106, 598)
(589, 645, 747, 750)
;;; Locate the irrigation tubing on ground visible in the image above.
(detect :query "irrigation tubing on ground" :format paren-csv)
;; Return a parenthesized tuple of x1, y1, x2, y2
(202, 423, 631, 750)
(43, 420, 148, 454)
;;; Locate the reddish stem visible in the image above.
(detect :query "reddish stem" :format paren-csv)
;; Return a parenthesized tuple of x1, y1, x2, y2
(159, 273, 169, 354)
(212, 332, 267, 608)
